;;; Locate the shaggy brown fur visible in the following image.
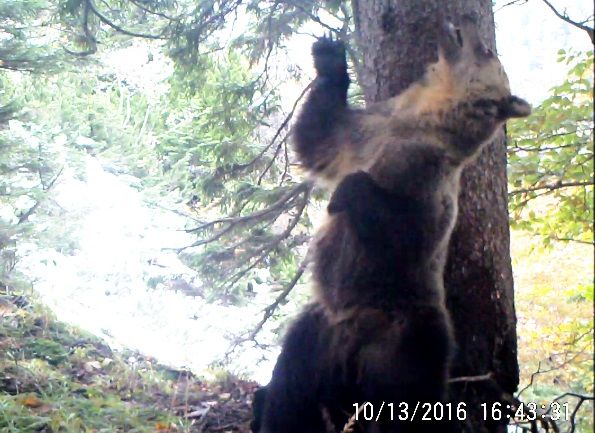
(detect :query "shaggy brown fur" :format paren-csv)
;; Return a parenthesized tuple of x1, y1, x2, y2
(255, 15, 531, 433)
(295, 17, 530, 316)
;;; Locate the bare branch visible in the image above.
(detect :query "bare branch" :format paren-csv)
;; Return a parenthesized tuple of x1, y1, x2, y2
(511, 142, 586, 153)
(551, 236, 594, 246)
(449, 372, 494, 383)
(225, 259, 308, 358)
(218, 186, 310, 291)
(128, 0, 181, 21)
(257, 134, 288, 185)
(547, 392, 594, 433)
(540, 0, 594, 43)
(510, 180, 594, 195)
(246, 260, 307, 342)
(494, 0, 528, 14)
(281, 138, 290, 185)
(215, 82, 312, 180)
(185, 182, 309, 235)
(17, 168, 63, 225)
(517, 342, 594, 397)
(290, 2, 342, 34)
(252, 82, 312, 181)
(551, 392, 595, 403)
(518, 361, 543, 397)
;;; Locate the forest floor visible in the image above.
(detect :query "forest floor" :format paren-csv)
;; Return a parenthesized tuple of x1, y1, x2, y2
(0, 288, 257, 433)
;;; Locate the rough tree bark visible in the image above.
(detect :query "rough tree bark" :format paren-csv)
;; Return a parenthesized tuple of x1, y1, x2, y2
(351, 1, 519, 433)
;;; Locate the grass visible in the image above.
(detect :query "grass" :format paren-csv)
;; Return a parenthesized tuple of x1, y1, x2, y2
(0, 290, 255, 433)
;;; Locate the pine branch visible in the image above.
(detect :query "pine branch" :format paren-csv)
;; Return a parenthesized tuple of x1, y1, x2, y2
(86, 0, 167, 39)
(128, 0, 181, 21)
(185, 182, 310, 236)
(218, 186, 310, 292)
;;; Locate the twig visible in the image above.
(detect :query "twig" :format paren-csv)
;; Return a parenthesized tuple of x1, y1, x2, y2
(510, 180, 594, 195)
(540, 0, 594, 43)
(218, 186, 310, 292)
(249, 261, 307, 341)
(253, 0, 279, 89)
(517, 343, 592, 397)
(176, 183, 310, 256)
(17, 168, 63, 225)
(257, 134, 288, 185)
(342, 403, 365, 433)
(280, 137, 290, 185)
(193, 0, 243, 41)
(291, 2, 342, 34)
(86, 0, 167, 39)
(185, 182, 309, 235)
(128, 0, 181, 21)
(247, 82, 312, 181)
(494, 0, 528, 14)
(225, 260, 308, 357)
(547, 392, 594, 433)
(449, 372, 494, 383)
(551, 236, 594, 246)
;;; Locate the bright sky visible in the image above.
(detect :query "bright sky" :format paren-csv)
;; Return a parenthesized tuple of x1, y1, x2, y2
(494, 0, 593, 104)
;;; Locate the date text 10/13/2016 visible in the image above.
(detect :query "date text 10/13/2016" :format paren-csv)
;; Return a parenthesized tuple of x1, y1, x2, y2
(350, 401, 570, 422)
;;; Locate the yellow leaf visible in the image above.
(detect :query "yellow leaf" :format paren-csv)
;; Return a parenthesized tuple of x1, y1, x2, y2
(155, 422, 170, 431)
(18, 394, 43, 408)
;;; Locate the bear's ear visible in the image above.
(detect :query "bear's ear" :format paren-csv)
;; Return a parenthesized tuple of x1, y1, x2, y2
(438, 20, 463, 63)
(439, 14, 494, 65)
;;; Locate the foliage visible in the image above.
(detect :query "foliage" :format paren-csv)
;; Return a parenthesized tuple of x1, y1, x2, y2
(508, 50, 594, 246)
(508, 43, 594, 433)
(151, 47, 314, 303)
(0, 0, 67, 71)
(0, 74, 65, 288)
(22, 66, 160, 178)
(512, 231, 594, 432)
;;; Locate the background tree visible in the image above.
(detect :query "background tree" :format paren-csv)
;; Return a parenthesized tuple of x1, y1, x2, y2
(0, 0, 67, 290)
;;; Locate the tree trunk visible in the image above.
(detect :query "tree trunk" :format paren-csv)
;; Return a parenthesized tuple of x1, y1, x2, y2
(351, 1, 519, 432)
